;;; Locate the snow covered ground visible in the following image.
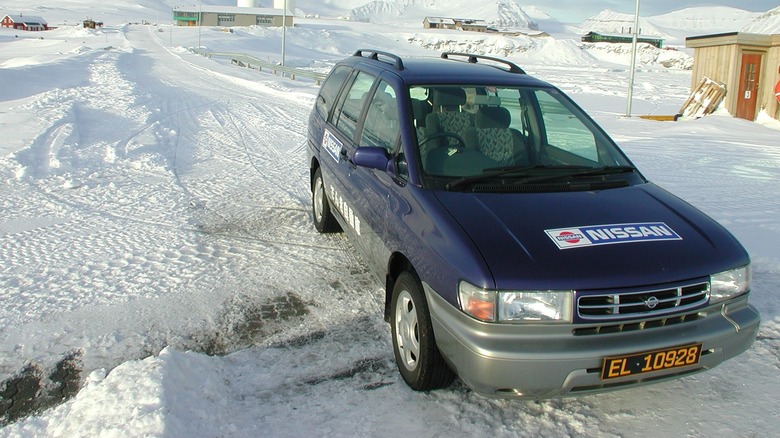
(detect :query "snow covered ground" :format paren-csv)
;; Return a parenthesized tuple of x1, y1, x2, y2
(1, 1, 779, 436)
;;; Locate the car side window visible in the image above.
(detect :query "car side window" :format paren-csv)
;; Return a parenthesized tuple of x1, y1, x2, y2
(333, 71, 376, 140)
(315, 66, 351, 120)
(359, 80, 399, 151)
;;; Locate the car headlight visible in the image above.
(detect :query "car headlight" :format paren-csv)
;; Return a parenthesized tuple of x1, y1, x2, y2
(459, 281, 573, 323)
(710, 265, 751, 303)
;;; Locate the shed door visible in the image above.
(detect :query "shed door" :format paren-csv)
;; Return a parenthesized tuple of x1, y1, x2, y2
(736, 53, 762, 121)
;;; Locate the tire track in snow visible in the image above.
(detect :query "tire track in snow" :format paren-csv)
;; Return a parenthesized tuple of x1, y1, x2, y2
(171, 98, 331, 255)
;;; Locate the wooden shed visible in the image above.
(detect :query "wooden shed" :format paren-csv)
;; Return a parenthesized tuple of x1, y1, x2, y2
(82, 19, 104, 29)
(686, 32, 780, 121)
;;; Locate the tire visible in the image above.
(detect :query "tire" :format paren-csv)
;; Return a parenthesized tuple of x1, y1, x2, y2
(391, 271, 455, 391)
(311, 167, 341, 233)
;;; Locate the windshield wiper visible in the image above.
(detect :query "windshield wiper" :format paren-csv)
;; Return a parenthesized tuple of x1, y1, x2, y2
(444, 165, 628, 191)
(515, 165, 636, 185)
(445, 165, 555, 191)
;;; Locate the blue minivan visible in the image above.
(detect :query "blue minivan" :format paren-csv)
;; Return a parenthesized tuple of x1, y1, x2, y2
(307, 50, 760, 399)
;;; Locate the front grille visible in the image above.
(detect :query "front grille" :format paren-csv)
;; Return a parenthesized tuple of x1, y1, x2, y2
(577, 281, 710, 321)
(572, 312, 702, 336)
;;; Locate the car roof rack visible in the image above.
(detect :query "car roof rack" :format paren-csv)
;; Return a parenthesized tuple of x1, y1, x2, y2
(353, 49, 405, 71)
(440, 52, 526, 74)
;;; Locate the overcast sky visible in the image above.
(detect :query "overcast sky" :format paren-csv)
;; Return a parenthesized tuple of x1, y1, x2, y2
(539, 0, 778, 22)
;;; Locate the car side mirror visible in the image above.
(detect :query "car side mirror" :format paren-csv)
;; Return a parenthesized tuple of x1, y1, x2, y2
(351, 146, 391, 171)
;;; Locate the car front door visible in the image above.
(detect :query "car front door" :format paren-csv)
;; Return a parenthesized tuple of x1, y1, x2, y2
(348, 78, 404, 276)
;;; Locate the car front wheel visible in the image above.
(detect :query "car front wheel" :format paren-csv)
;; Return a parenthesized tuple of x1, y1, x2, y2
(391, 271, 455, 391)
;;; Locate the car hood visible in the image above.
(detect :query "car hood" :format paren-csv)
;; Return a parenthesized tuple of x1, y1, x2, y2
(433, 183, 749, 291)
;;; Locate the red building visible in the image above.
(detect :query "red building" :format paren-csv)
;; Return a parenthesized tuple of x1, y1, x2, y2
(1, 14, 49, 31)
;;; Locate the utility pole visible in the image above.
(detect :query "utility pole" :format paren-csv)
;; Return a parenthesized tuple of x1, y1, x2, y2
(281, 0, 287, 67)
(198, 0, 202, 50)
(626, 0, 640, 117)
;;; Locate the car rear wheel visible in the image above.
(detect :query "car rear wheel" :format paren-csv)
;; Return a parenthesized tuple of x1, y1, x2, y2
(312, 167, 340, 233)
(391, 271, 455, 391)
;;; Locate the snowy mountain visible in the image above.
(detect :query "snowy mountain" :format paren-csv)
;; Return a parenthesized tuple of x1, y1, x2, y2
(649, 6, 759, 35)
(0, 0, 768, 101)
(1, 0, 776, 38)
(523, 5, 552, 21)
(496, 0, 537, 30)
(741, 6, 780, 33)
(577, 6, 767, 46)
(578, 9, 670, 37)
(348, 0, 538, 30)
(349, 1, 405, 22)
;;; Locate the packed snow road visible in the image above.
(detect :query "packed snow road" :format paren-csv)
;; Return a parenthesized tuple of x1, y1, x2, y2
(1, 23, 779, 436)
(0, 24, 385, 422)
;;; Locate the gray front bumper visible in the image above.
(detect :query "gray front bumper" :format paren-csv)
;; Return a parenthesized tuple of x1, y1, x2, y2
(424, 284, 760, 399)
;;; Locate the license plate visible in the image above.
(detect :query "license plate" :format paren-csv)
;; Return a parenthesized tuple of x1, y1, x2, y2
(601, 343, 702, 380)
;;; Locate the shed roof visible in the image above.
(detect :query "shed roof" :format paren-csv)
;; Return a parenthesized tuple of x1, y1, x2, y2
(425, 17, 456, 25)
(685, 32, 780, 48)
(458, 19, 488, 26)
(424, 17, 488, 27)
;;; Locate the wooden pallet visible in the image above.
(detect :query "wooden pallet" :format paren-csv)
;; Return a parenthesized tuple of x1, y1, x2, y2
(678, 77, 727, 119)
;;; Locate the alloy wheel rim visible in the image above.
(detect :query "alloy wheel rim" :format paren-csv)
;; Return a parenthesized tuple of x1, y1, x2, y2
(313, 177, 324, 222)
(395, 290, 420, 371)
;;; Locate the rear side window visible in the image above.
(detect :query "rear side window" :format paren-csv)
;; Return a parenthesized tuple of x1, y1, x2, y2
(333, 71, 376, 140)
(315, 66, 351, 119)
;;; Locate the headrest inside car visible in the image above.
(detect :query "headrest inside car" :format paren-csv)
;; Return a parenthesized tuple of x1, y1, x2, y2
(476, 106, 511, 129)
(434, 88, 466, 109)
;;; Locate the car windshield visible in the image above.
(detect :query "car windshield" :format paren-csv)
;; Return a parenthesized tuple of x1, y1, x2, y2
(409, 85, 641, 191)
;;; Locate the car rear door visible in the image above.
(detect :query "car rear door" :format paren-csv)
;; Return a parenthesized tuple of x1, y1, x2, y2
(318, 70, 380, 259)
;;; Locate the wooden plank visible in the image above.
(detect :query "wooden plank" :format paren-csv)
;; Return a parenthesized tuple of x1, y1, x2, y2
(639, 115, 679, 121)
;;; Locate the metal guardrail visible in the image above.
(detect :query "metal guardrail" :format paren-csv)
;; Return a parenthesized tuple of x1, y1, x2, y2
(192, 49, 327, 84)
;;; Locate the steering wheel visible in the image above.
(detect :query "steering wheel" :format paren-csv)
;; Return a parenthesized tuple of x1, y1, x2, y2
(418, 131, 466, 149)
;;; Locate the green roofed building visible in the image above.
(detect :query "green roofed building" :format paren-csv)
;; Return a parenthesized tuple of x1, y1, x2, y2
(582, 31, 664, 48)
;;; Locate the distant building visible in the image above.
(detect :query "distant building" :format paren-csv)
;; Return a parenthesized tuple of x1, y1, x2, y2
(1, 14, 49, 31)
(498, 30, 550, 38)
(173, 6, 293, 27)
(686, 32, 780, 122)
(581, 31, 663, 48)
(423, 17, 488, 33)
(83, 19, 104, 29)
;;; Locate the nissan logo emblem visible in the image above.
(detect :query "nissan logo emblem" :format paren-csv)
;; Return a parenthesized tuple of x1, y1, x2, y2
(644, 296, 659, 309)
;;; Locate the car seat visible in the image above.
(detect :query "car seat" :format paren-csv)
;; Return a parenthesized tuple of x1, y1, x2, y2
(423, 88, 475, 147)
(465, 106, 530, 167)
